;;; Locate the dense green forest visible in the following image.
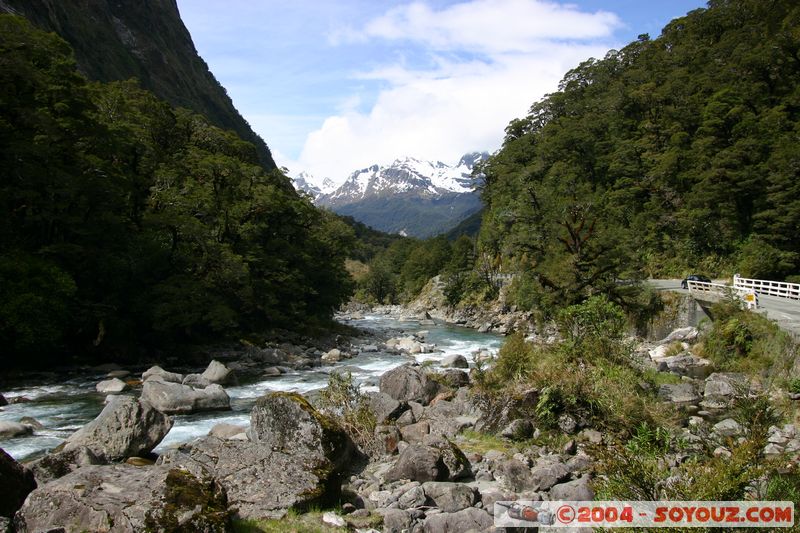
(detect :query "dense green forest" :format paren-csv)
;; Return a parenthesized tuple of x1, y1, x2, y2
(351, 0, 800, 317)
(0, 16, 354, 366)
(478, 0, 800, 312)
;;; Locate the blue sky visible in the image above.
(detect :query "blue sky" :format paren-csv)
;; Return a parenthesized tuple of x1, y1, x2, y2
(176, 0, 708, 184)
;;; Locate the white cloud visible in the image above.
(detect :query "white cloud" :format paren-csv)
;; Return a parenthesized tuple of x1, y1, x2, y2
(296, 0, 621, 184)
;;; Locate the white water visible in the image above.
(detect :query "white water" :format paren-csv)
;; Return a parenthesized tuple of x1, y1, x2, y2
(0, 313, 502, 461)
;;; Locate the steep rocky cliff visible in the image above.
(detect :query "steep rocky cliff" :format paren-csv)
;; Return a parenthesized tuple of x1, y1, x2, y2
(0, 0, 276, 170)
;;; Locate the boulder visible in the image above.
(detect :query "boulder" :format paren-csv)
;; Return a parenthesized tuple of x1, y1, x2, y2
(550, 476, 595, 501)
(385, 439, 470, 483)
(201, 360, 237, 385)
(529, 460, 570, 491)
(498, 458, 536, 492)
(368, 391, 405, 424)
(62, 396, 172, 462)
(141, 380, 230, 414)
(704, 373, 748, 398)
(658, 383, 700, 404)
(18, 417, 43, 430)
(661, 327, 699, 343)
(441, 354, 469, 369)
(248, 392, 355, 474)
(396, 483, 426, 509)
(375, 425, 402, 455)
(0, 393, 7, 407)
(381, 509, 413, 532)
(0, 421, 32, 439)
(0, 448, 36, 519)
(661, 354, 713, 379)
(439, 369, 470, 388)
(421, 482, 477, 512)
(142, 365, 184, 383)
(14, 464, 231, 532)
(28, 445, 102, 485)
(500, 419, 535, 440)
(400, 421, 430, 444)
(423, 507, 493, 533)
(321, 350, 340, 364)
(182, 373, 212, 388)
(713, 418, 743, 438)
(380, 364, 440, 405)
(159, 436, 348, 520)
(95, 377, 129, 394)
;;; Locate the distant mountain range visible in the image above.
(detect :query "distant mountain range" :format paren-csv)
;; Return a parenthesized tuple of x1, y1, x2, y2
(293, 152, 488, 238)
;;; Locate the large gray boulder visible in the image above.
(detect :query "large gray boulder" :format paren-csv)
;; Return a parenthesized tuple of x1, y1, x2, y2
(658, 383, 700, 404)
(201, 360, 237, 385)
(0, 421, 33, 439)
(141, 380, 230, 414)
(380, 364, 440, 405)
(441, 354, 469, 369)
(550, 476, 595, 501)
(529, 460, 570, 491)
(14, 464, 231, 533)
(61, 396, 172, 463)
(368, 391, 405, 424)
(421, 482, 477, 512)
(159, 435, 352, 520)
(385, 438, 471, 483)
(248, 392, 355, 472)
(423, 507, 493, 532)
(0, 448, 36, 520)
(95, 377, 129, 394)
(158, 392, 358, 519)
(29, 446, 102, 485)
(141, 365, 183, 383)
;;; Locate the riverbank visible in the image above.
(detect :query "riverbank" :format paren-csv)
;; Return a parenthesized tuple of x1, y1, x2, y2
(3, 300, 798, 532)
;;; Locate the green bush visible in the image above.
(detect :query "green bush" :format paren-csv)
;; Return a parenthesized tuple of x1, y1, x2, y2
(317, 371, 378, 456)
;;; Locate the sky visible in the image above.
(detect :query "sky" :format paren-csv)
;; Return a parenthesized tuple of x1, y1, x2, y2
(176, 0, 708, 185)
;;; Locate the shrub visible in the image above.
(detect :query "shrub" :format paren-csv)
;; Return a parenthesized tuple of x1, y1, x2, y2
(317, 371, 379, 456)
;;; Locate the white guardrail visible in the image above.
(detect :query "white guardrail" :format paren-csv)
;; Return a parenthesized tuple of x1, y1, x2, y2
(733, 274, 800, 301)
(687, 280, 759, 310)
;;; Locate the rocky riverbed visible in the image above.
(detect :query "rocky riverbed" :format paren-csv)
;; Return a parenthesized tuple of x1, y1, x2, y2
(1, 307, 797, 532)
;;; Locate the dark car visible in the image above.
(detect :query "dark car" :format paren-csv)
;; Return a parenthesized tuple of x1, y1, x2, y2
(681, 274, 712, 289)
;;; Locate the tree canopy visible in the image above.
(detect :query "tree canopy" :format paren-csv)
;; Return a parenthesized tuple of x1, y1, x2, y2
(0, 15, 354, 365)
(479, 0, 800, 312)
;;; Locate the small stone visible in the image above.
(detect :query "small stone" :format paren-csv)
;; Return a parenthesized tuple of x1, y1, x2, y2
(713, 418, 743, 438)
(558, 414, 578, 434)
(562, 439, 577, 455)
(322, 511, 346, 527)
(713, 447, 732, 458)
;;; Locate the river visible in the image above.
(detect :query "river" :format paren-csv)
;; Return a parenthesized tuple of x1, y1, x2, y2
(0, 312, 503, 462)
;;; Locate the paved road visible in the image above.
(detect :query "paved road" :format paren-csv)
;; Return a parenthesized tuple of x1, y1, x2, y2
(648, 279, 800, 338)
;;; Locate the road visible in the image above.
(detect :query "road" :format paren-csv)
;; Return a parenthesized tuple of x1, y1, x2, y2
(648, 279, 800, 338)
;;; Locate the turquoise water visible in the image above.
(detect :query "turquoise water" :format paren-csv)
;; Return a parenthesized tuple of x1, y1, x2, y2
(0, 313, 503, 461)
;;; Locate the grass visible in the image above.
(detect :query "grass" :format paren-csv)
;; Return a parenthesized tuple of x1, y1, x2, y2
(642, 368, 683, 387)
(458, 429, 515, 455)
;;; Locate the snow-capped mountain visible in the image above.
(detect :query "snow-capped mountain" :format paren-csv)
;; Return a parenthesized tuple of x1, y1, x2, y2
(291, 172, 336, 200)
(320, 153, 485, 206)
(309, 152, 488, 238)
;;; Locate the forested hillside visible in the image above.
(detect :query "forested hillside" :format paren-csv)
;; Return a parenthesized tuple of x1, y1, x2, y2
(0, 0, 277, 170)
(0, 16, 353, 366)
(480, 0, 800, 311)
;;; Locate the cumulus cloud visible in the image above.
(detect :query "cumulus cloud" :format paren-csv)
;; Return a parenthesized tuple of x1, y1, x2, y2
(295, 0, 621, 183)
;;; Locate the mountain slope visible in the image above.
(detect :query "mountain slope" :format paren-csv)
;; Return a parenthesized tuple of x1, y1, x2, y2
(313, 153, 487, 238)
(0, 0, 276, 170)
